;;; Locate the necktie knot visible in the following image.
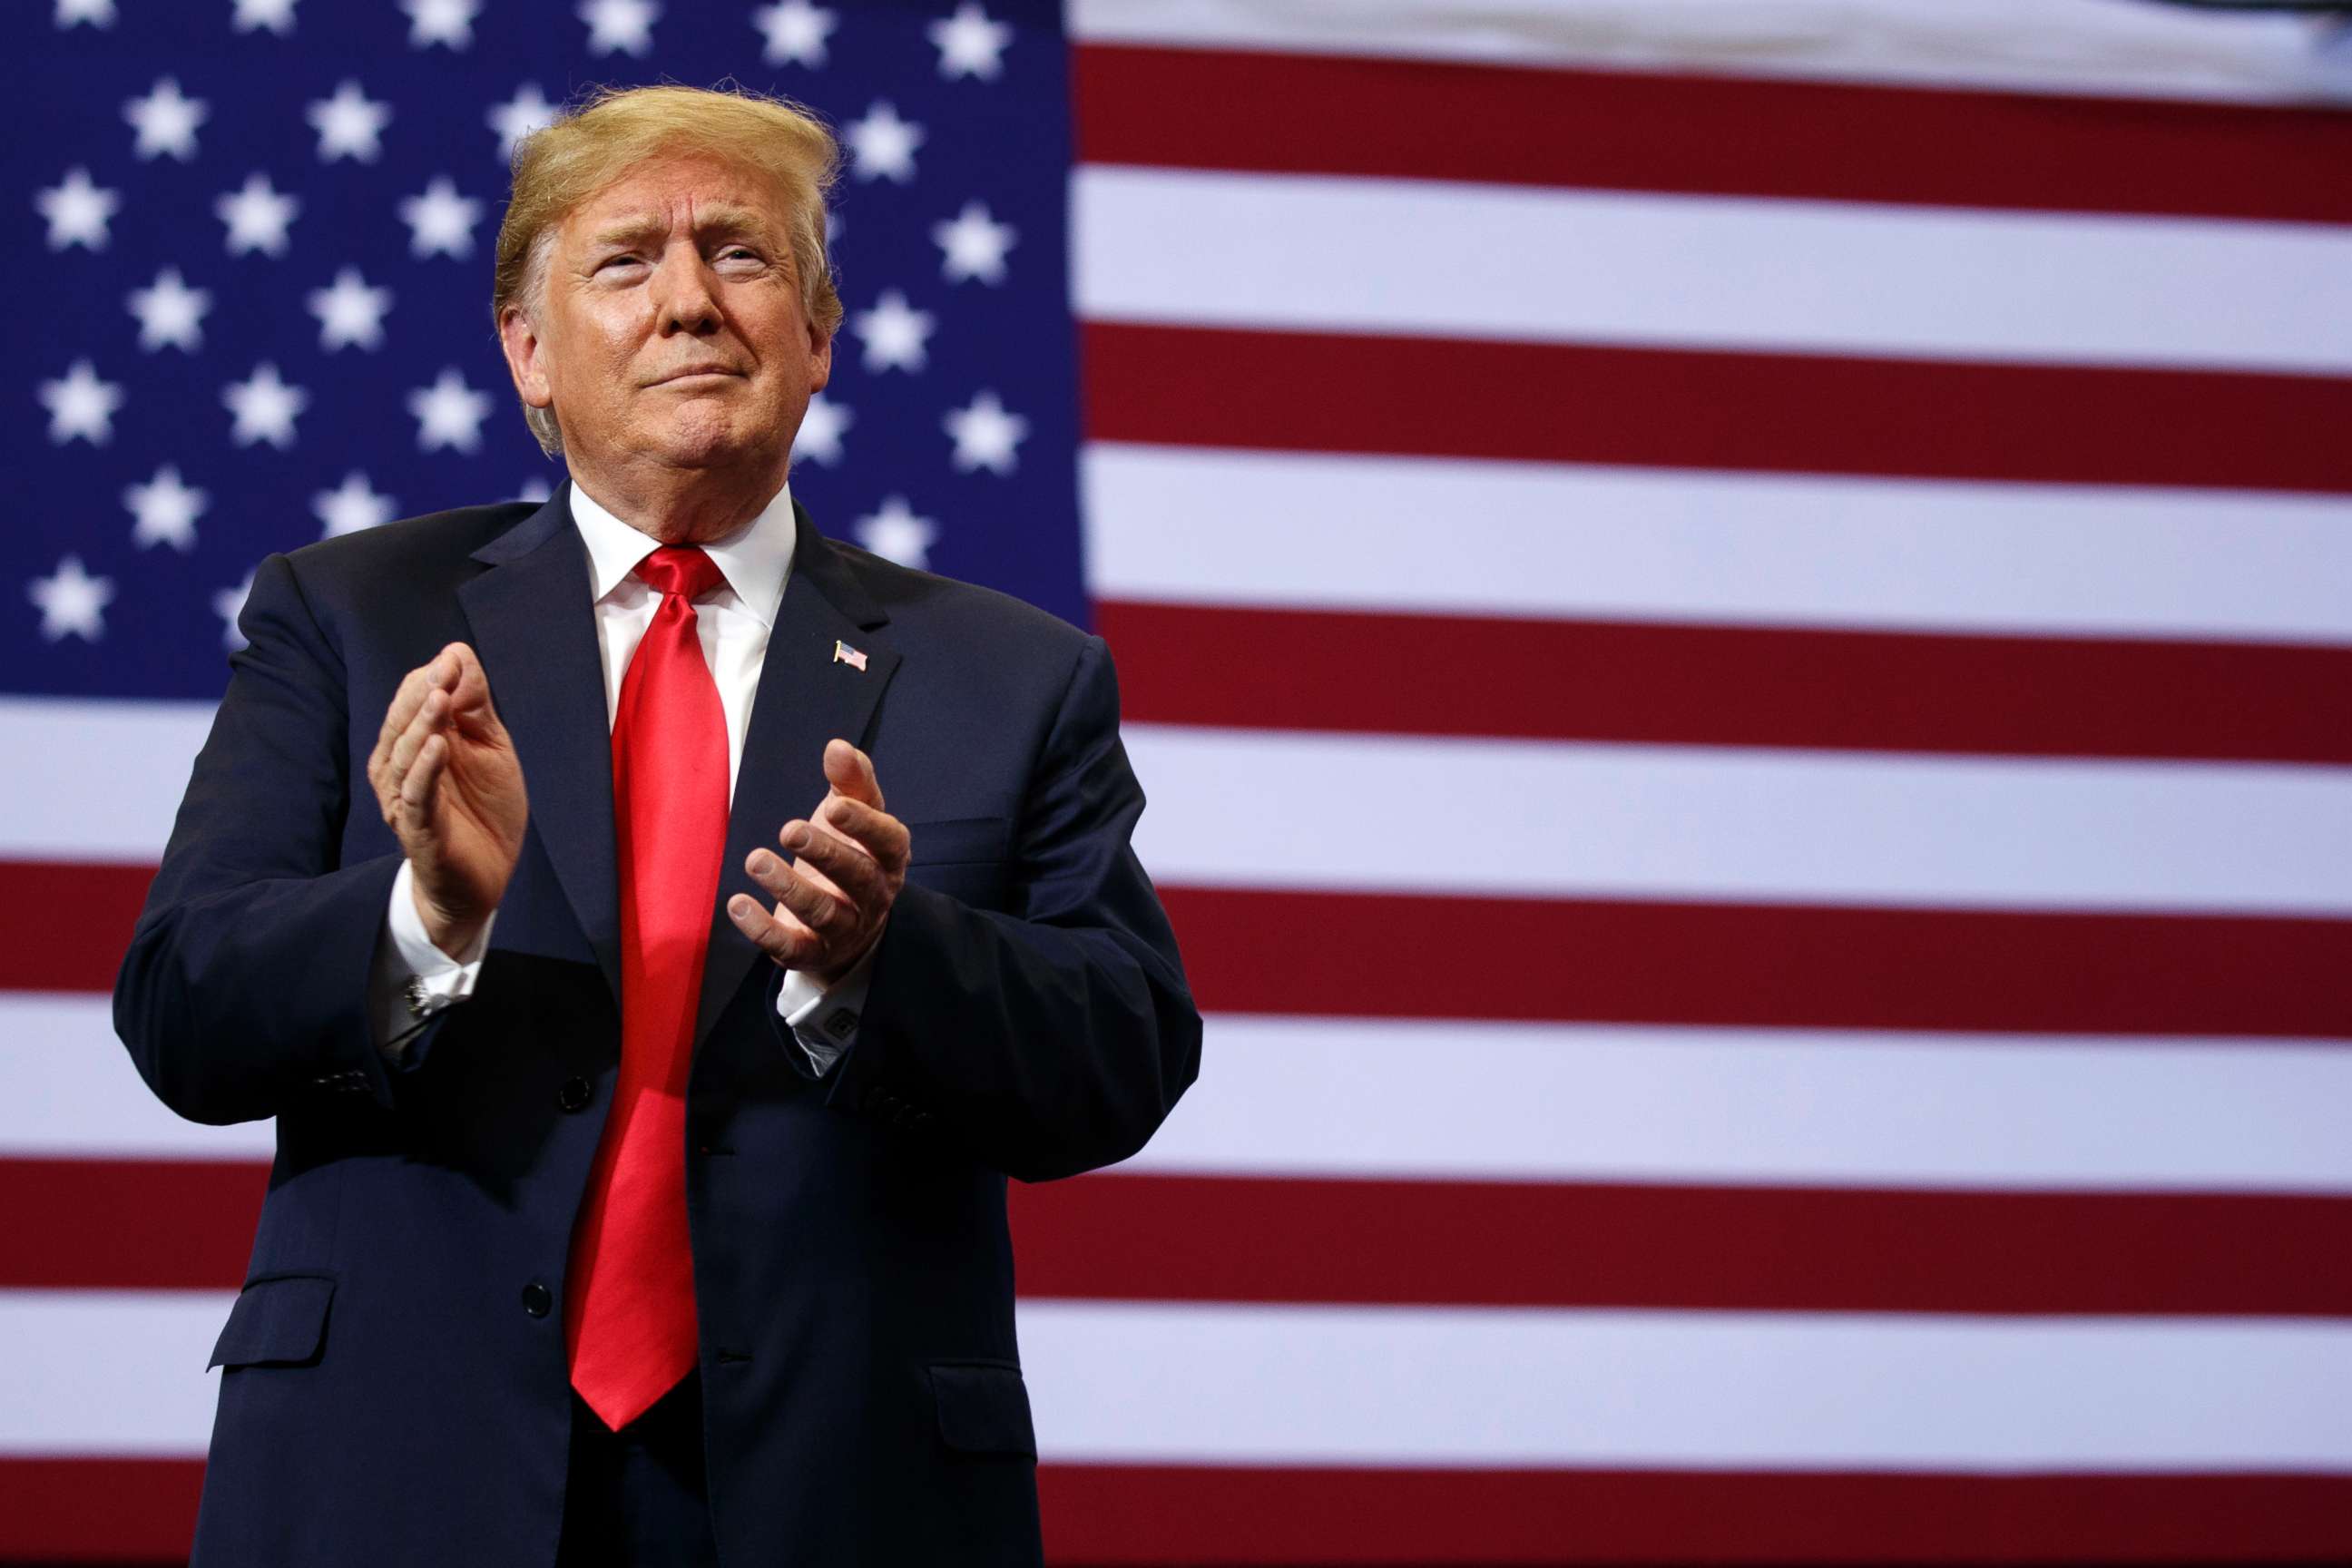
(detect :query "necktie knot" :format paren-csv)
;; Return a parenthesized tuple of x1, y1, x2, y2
(633, 544, 724, 603)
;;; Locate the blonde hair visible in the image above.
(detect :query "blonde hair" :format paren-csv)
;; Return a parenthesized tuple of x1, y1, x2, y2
(493, 83, 844, 456)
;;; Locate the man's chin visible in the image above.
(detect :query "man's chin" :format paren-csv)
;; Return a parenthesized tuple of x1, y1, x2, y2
(642, 414, 766, 472)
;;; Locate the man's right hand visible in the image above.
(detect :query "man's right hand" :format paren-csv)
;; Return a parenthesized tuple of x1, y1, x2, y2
(367, 642, 528, 958)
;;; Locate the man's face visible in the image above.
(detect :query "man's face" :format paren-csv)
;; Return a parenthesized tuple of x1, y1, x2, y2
(501, 151, 831, 484)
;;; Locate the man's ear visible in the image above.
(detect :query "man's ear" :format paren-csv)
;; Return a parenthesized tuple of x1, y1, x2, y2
(807, 323, 832, 395)
(497, 307, 554, 410)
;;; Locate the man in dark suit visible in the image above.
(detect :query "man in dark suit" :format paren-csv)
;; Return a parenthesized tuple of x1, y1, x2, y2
(112, 83, 1199, 1567)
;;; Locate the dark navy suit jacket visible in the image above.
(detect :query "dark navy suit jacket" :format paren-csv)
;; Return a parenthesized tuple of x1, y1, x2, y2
(113, 485, 1200, 1566)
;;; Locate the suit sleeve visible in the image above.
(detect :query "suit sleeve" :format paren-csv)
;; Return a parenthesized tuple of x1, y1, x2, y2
(778, 632, 1202, 1183)
(113, 553, 419, 1124)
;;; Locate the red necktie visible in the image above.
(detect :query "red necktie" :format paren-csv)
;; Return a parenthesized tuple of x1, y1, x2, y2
(566, 544, 730, 1431)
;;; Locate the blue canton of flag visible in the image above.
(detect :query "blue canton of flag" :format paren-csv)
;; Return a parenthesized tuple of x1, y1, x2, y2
(14, 0, 1086, 701)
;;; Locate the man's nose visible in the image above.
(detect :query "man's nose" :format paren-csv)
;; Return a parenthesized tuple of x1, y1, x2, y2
(651, 251, 720, 336)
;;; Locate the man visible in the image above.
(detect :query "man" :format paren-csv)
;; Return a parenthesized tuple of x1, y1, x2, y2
(113, 83, 1199, 1567)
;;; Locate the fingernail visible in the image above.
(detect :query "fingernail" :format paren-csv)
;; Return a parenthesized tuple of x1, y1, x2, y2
(750, 853, 773, 875)
(730, 896, 753, 916)
(782, 826, 808, 849)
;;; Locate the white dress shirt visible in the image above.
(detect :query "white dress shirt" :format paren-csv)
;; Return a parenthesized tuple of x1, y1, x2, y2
(370, 478, 872, 1071)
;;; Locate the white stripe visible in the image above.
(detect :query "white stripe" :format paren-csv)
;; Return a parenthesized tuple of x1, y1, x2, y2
(2, 995, 274, 1161)
(1074, 167, 2352, 374)
(1084, 445, 2352, 644)
(0, 699, 211, 861)
(1121, 1015, 2352, 1193)
(15, 994, 2349, 1195)
(1069, 0, 2352, 105)
(1020, 1301, 2352, 1469)
(11, 1290, 2350, 1469)
(1125, 725, 2352, 916)
(0, 1291, 229, 1455)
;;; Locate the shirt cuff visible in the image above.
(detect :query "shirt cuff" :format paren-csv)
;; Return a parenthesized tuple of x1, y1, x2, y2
(776, 944, 876, 1076)
(372, 860, 493, 1059)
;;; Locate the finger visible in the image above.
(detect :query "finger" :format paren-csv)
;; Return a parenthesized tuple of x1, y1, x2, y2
(822, 740, 884, 810)
(377, 688, 447, 825)
(813, 797, 910, 872)
(443, 644, 496, 714)
(445, 649, 487, 708)
(397, 732, 449, 825)
(445, 657, 508, 743)
(781, 818, 884, 908)
(385, 687, 450, 796)
(369, 660, 443, 787)
(727, 893, 820, 968)
(743, 849, 851, 938)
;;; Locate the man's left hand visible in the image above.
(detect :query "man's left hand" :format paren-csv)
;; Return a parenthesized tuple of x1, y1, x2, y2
(730, 739, 910, 986)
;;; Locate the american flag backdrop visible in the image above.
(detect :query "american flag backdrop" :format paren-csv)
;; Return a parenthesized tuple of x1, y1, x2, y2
(9, 0, 2352, 1562)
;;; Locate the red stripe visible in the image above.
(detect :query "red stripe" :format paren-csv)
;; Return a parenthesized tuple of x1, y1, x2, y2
(1099, 601, 2352, 764)
(1014, 1172, 2352, 1316)
(18, 1157, 2351, 1316)
(1039, 1465, 2352, 1564)
(1081, 322, 2352, 495)
(8, 1458, 2347, 1564)
(33, 876, 2335, 1043)
(0, 1158, 263, 1289)
(1163, 886, 2352, 1039)
(1073, 44, 2352, 226)
(0, 859, 151, 992)
(0, 1457, 201, 1562)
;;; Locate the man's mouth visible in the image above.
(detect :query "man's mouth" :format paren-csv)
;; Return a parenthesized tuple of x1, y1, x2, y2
(651, 366, 741, 386)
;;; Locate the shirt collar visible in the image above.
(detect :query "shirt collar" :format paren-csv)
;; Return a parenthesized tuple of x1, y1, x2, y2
(567, 475, 797, 629)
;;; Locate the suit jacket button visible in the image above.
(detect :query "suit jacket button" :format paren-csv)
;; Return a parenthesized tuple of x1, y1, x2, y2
(558, 1076, 593, 1112)
(521, 1281, 553, 1318)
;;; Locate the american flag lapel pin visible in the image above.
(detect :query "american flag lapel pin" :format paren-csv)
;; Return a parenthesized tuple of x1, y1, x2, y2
(832, 639, 869, 672)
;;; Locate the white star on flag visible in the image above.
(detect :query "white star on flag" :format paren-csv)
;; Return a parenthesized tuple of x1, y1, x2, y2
(217, 173, 299, 256)
(851, 289, 936, 373)
(54, 0, 116, 26)
(37, 168, 120, 251)
(126, 267, 211, 352)
(792, 393, 852, 466)
(231, 0, 298, 34)
(929, 4, 1012, 80)
(39, 359, 123, 446)
(489, 83, 560, 162)
(309, 81, 392, 163)
(854, 495, 937, 569)
(399, 177, 482, 259)
(313, 472, 398, 538)
(28, 557, 114, 643)
(944, 390, 1027, 475)
(933, 201, 1015, 284)
(409, 368, 493, 452)
(215, 570, 254, 651)
(124, 465, 209, 552)
(123, 77, 207, 162)
(223, 363, 309, 449)
(308, 268, 394, 351)
(579, 0, 658, 56)
(845, 102, 924, 183)
(752, 0, 834, 66)
(401, 0, 477, 48)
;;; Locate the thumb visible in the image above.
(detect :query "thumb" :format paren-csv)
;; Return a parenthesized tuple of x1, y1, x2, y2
(822, 739, 882, 808)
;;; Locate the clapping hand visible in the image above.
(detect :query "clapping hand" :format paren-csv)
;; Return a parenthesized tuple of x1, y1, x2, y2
(366, 642, 528, 958)
(729, 739, 909, 985)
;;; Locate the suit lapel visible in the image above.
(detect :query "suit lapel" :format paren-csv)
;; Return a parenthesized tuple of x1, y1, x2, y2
(694, 502, 900, 1045)
(458, 483, 623, 1000)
